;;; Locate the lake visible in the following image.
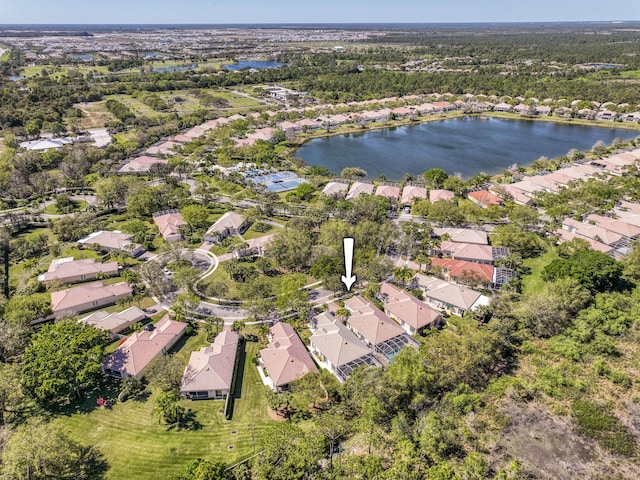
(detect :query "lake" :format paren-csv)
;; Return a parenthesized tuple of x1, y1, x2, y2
(297, 117, 640, 180)
(224, 60, 284, 71)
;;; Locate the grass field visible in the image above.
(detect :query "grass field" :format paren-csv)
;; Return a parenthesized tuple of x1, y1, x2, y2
(72, 102, 118, 129)
(521, 248, 559, 295)
(55, 339, 274, 480)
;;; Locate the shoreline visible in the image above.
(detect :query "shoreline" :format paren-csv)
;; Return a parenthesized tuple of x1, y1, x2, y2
(286, 111, 640, 180)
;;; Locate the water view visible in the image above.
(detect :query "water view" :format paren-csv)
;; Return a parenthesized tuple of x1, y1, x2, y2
(224, 60, 284, 70)
(297, 116, 639, 180)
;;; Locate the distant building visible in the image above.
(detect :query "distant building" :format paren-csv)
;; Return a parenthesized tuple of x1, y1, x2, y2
(118, 156, 168, 174)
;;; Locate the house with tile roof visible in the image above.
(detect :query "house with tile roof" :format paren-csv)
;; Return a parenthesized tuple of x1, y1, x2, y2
(429, 189, 455, 203)
(374, 184, 401, 200)
(345, 182, 375, 200)
(401, 185, 428, 205)
(118, 156, 168, 174)
(468, 190, 503, 208)
(77, 231, 145, 257)
(51, 281, 132, 317)
(430, 258, 495, 288)
(379, 283, 442, 334)
(432, 228, 488, 245)
(79, 306, 146, 334)
(234, 234, 274, 259)
(153, 210, 188, 242)
(412, 274, 491, 316)
(586, 214, 640, 240)
(344, 296, 417, 360)
(322, 181, 350, 198)
(204, 211, 248, 243)
(103, 316, 187, 379)
(258, 322, 318, 391)
(180, 329, 240, 400)
(432, 241, 507, 265)
(38, 258, 118, 284)
(309, 311, 380, 382)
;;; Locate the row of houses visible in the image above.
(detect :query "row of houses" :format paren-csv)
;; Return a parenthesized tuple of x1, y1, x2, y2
(323, 181, 453, 205)
(493, 149, 640, 206)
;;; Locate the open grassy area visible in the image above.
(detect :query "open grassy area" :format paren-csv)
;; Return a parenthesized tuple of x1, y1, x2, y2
(43, 200, 88, 215)
(521, 247, 559, 295)
(72, 101, 118, 129)
(54, 339, 274, 480)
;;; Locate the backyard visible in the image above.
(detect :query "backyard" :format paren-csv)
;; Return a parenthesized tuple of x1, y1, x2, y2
(54, 338, 273, 480)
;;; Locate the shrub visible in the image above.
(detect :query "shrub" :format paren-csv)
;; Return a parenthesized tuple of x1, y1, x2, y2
(572, 399, 636, 456)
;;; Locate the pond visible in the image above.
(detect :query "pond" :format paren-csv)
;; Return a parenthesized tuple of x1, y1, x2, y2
(224, 60, 284, 71)
(296, 116, 639, 180)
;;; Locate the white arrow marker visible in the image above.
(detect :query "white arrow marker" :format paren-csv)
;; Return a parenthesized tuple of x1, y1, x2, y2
(341, 237, 357, 291)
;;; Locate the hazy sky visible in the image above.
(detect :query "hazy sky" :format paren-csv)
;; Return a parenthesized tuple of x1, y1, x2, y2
(2, 0, 639, 24)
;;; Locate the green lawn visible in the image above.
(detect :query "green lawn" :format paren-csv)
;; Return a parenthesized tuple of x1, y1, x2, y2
(42, 200, 88, 215)
(55, 340, 274, 480)
(521, 248, 559, 295)
(241, 222, 277, 240)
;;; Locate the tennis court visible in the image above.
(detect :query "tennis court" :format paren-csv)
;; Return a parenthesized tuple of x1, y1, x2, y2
(249, 171, 309, 192)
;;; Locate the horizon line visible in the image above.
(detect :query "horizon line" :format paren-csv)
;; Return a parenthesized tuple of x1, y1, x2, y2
(0, 20, 638, 26)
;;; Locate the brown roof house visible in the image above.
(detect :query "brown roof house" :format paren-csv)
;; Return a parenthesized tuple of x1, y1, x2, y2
(344, 296, 417, 360)
(234, 234, 275, 259)
(309, 311, 381, 382)
(103, 316, 187, 379)
(153, 210, 188, 242)
(429, 189, 455, 203)
(51, 281, 132, 317)
(180, 329, 240, 400)
(79, 306, 146, 334)
(432, 241, 502, 265)
(432, 227, 488, 245)
(77, 231, 145, 257)
(379, 283, 442, 334)
(258, 322, 318, 392)
(430, 257, 495, 288)
(204, 211, 248, 243)
(468, 190, 503, 208)
(38, 257, 118, 285)
(412, 274, 490, 316)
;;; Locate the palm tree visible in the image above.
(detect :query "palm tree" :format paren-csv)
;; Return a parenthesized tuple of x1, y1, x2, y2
(393, 265, 413, 287)
(153, 391, 184, 425)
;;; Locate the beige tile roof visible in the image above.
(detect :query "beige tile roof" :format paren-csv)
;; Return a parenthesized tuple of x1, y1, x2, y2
(344, 296, 406, 346)
(413, 274, 486, 311)
(586, 214, 640, 238)
(429, 189, 455, 203)
(438, 241, 494, 263)
(259, 322, 318, 388)
(206, 211, 246, 235)
(39, 258, 118, 283)
(77, 231, 142, 253)
(401, 185, 427, 205)
(51, 281, 132, 314)
(562, 218, 623, 245)
(310, 312, 374, 368)
(180, 329, 240, 393)
(79, 306, 146, 334)
(345, 182, 375, 200)
(374, 184, 401, 199)
(104, 316, 187, 378)
(118, 156, 168, 173)
(322, 181, 350, 196)
(153, 211, 188, 241)
(432, 228, 488, 245)
(554, 229, 613, 254)
(379, 283, 441, 330)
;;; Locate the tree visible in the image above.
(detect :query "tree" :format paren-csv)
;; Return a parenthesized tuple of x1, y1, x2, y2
(341, 167, 367, 179)
(266, 227, 314, 272)
(153, 391, 185, 425)
(442, 176, 467, 196)
(542, 250, 623, 293)
(146, 355, 185, 394)
(3, 295, 51, 326)
(21, 321, 109, 406)
(180, 204, 210, 230)
(1, 420, 107, 480)
(424, 168, 448, 188)
(174, 458, 227, 480)
(393, 265, 414, 286)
